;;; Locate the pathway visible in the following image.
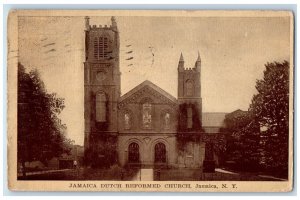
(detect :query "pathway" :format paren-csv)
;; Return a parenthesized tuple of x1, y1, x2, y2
(18, 169, 72, 177)
(131, 168, 154, 181)
(215, 168, 239, 175)
(258, 175, 287, 181)
(215, 168, 238, 174)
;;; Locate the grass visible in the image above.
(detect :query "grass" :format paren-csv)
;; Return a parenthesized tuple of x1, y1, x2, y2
(153, 168, 281, 181)
(19, 167, 284, 181)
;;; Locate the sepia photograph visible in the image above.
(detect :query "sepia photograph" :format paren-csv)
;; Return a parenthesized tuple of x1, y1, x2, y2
(7, 10, 294, 192)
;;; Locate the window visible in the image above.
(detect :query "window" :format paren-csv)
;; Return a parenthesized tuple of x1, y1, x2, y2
(93, 37, 99, 59)
(93, 36, 109, 60)
(142, 102, 152, 129)
(128, 143, 139, 163)
(95, 92, 106, 122)
(187, 107, 193, 129)
(186, 79, 194, 96)
(124, 113, 131, 130)
(155, 143, 166, 163)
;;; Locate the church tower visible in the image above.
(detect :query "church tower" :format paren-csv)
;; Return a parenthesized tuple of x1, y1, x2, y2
(177, 52, 202, 132)
(84, 17, 120, 162)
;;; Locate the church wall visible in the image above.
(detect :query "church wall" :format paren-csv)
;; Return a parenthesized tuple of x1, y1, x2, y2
(118, 103, 177, 133)
(117, 85, 179, 167)
(177, 141, 205, 168)
(117, 134, 177, 167)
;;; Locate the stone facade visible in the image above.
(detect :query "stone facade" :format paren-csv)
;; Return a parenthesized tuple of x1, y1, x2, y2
(84, 17, 225, 169)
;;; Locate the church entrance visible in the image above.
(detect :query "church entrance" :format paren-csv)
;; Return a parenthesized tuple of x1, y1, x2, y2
(154, 143, 166, 163)
(128, 142, 140, 163)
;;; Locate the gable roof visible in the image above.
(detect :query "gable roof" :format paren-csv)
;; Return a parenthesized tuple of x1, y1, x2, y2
(202, 112, 227, 127)
(120, 80, 177, 103)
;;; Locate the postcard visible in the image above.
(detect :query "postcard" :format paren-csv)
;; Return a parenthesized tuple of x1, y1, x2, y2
(7, 10, 294, 192)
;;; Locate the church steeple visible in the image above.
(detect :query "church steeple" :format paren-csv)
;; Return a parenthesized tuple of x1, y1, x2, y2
(178, 52, 184, 71)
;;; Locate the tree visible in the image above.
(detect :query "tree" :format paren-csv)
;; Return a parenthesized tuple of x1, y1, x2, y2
(17, 63, 70, 176)
(249, 61, 289, 177)
(84, 136, 118, 168)
(222, 61, 289, 177)
(222, 110, 261, 171)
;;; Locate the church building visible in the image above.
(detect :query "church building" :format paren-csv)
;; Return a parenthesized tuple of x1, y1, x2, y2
(83, 17, 226, 169)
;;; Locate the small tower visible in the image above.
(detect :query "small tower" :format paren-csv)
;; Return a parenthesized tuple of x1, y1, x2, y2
(177, 52, 202, 131)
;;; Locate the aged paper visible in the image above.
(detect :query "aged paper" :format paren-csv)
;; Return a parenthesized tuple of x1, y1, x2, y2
(7, 10, 294, 192)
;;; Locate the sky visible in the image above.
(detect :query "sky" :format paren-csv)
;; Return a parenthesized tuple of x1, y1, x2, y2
(17, 15, 291, 145)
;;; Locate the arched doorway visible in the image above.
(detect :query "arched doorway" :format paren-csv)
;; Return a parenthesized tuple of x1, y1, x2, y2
(155, 143, 166, 163)
(128, 142, 140, 163)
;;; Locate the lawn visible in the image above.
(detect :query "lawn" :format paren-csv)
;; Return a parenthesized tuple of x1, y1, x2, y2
(19, 167, 284, 181)
(154, 169, 281, 181)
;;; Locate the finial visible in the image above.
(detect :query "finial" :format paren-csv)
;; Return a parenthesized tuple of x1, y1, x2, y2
(194, 50, 201, 70)
(84, 16, 90, 31)
(179, 52, 184, 62)
(111, 16, 117, 27)
(197, 51, 201, 62)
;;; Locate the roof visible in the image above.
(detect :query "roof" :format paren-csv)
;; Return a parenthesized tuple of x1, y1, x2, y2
(120, 80, 177, 103)
(202, 112, 227, 127)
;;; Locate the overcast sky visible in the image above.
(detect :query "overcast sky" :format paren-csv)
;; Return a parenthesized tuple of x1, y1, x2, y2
(18, 15, 291, 145)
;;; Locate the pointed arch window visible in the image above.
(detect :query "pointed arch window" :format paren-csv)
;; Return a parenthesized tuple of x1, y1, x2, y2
(94, 36, 109, 60)
(186, 79, 194, 96)
(95, 92, 107, 122)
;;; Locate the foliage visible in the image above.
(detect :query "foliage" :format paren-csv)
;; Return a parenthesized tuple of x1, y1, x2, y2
(222, 110, 261, 171)
(212, 133, 227, 162)
(17, 63, 71, 171)
(178, 102, 202, 132)
(250, 61, 289, 177)
(222, 61, 289, 177)
(85, 136, 118, 168)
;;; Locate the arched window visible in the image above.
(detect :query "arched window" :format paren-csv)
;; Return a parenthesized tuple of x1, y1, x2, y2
(128, 142, 139, 163)
(124, 113, 131, 130)
(187, 107, 193, 129)
(155, 143, 166, 163)
(186, 79, 194, 96)
(95, 92, 106, 122)
(94, 36, 109, 60)
(142, 102, 152, 129)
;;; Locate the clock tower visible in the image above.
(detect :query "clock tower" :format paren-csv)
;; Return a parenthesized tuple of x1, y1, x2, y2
(84, 16, 120, 158)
